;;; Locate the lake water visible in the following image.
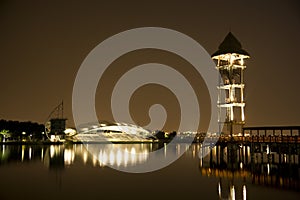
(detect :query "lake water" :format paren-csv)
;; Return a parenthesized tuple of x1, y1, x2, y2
(0, 143, 299, 200)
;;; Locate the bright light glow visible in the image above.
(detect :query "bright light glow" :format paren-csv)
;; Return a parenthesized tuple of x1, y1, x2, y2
(41, 148, 44, 160)
(50, 145, 55, 158)
(230, 185, 235, 200)
(76, 122, 155, 142)
(116, 149, 122, 166)
(64, 128, 76, 136)
(98, 151, 102, 165)
(243, 185, 246, 200)
(267, 163, 270, 175)
(83, 152, 88, 164)
(29, 147, 32, 160)
(21, 145, 25, 161)
(218, 182, 221, 198)
(50, 135, 55, 142)
(64, 149, 75, 165)
(130, 147, 135, 155)
(130, 147, 136, 165)
(102, 151, 108, 165)
(240, 58, 244, 66)
(124, 149, 129, 167)
(84, 144, 150, 168)
(92, 156, 97, 166)
(212, 146, 217, 157)
(230, 55, 235, 65)
(109, 151, 115, 165)
(241, 107, 245, 121)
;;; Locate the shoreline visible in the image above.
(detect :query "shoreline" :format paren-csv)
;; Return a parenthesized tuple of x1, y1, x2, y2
(1, 135, 300, 145)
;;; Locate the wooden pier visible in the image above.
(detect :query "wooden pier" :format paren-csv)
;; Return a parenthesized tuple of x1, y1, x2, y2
(242, 126, 300, 143)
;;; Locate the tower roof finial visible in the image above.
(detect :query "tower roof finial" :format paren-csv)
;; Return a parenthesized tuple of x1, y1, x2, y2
(212, 32, 250, 57)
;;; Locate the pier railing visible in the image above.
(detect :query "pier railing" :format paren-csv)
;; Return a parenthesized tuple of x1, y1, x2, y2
(242, 126, 300, 143)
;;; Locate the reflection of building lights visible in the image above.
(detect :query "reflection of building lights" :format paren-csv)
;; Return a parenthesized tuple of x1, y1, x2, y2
(92, 156, 97, 166)
(66, 144, 151, 168)
(243, 185, 246, 200)
(240, 162, 243, 169)
(124, 149, 129, 167)
(143, 150, 148, 159)
(212, 146, 216, 157)
(29, 147, 32, 160)
(64, 149, 75, 165)
(109, 151, 115, 165)
(41, 148, 44, 160)
(83, 152, 88, 164)
(230, 185, 235, 200)
(50, 145, 55, 158)
(98, 151, 103, 166)
(21, 145, 25, 161)
(192, 145, 196, 158)
(267, 163, 270, 175)
(131, 147, 136, 155)
(247, 146, 250, 162)
(116, 149, 122, 167)
(2, 145, 5, 156)
(130, 147, 136, 165)
(102, 151, 108, 165)
(138, 153, 143, 163)
(218, 182, 221, 198)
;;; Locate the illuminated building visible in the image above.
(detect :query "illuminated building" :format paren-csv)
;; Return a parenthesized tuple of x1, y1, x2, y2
(74, 121, 157, 142)
(212, 32, 250, 135)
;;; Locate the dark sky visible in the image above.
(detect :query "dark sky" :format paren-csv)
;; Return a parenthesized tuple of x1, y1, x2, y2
(0, 0, 299, 130)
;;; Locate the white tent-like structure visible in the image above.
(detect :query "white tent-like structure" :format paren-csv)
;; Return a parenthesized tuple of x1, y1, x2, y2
(74, 121, 157, 143)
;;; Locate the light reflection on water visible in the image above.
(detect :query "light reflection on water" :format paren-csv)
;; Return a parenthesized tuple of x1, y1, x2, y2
(0, 143, 299, 200)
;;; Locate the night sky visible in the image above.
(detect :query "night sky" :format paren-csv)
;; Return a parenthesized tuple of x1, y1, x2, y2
(0, 0, 299, 130)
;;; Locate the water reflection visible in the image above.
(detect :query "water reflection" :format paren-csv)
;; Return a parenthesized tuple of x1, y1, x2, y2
(0, 142, 299, 199)
(0, 143, 188, 168)
(198, 142, 300, 199)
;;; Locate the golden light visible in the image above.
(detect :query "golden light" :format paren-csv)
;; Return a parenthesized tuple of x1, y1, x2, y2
(116, 149, 122, 167)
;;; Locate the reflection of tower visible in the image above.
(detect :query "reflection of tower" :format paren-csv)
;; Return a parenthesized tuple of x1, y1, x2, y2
(212, 32, 250, 135)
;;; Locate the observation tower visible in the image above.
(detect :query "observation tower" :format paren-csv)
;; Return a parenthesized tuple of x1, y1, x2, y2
(212, 32, 250, 135)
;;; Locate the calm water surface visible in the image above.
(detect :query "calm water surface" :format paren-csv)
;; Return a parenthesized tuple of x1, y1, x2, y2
(0, 143, 299, 200)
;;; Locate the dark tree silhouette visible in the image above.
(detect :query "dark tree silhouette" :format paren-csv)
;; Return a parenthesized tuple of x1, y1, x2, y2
(0, 119, 45, 140)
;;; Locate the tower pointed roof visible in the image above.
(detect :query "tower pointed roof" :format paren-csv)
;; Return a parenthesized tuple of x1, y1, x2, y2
(212, 32, 250, 57)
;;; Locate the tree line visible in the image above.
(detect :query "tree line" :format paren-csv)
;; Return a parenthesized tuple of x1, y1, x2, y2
(0, 119, 45, 140)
